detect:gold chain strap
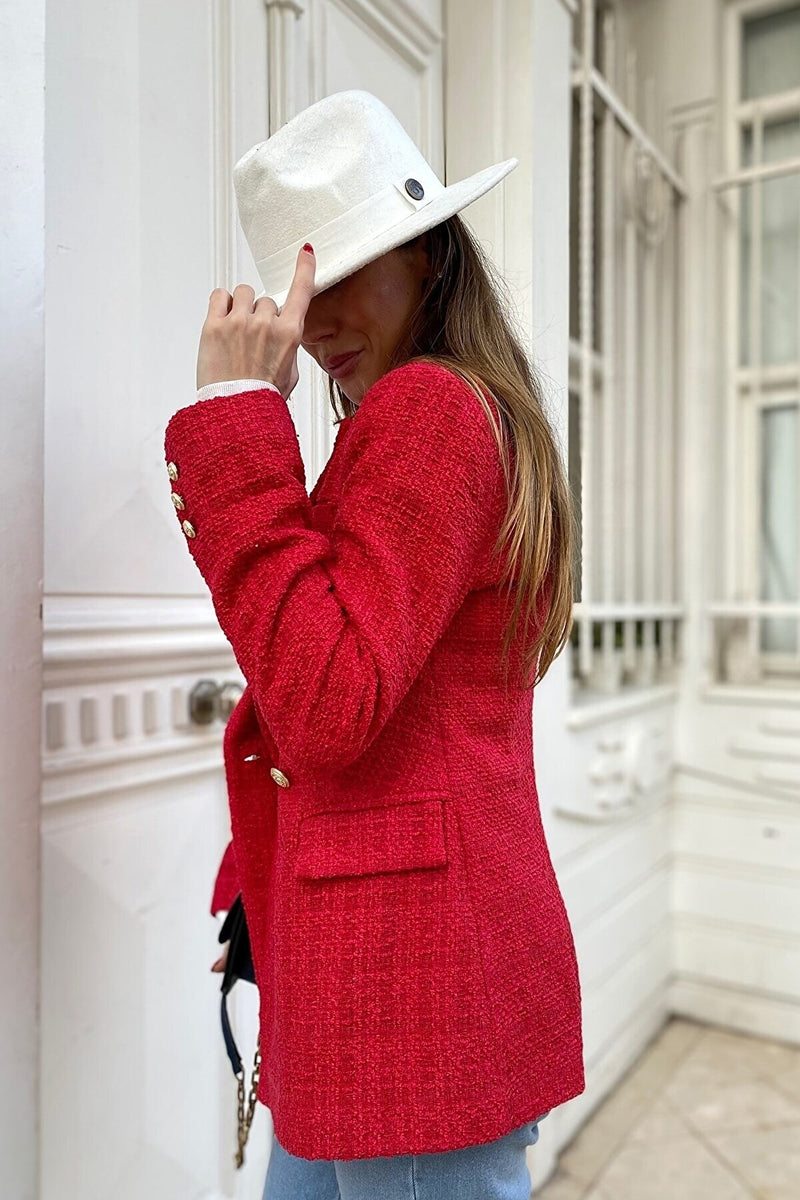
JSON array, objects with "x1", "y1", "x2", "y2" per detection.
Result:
[{"x1": 234, "y1": 1043, "x2": 262, "y2": 1169}]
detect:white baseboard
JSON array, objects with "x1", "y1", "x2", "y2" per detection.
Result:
[{"x1": 668, "y1": 976, "x2": 800, "y2": 1046}]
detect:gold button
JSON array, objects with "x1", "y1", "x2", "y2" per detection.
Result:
[
  {"x1": 182, "y1": 520, "x2": 196, "y2": 538},
  {"x1": 167, "y1": 461, "x2": 179, "y2": 480},
  {"x1": 171, "y1": 492, "x2": 185, "y2": 510},
  {"x1": 270, "y1": 767, "x2": 290, "y2": 788}
]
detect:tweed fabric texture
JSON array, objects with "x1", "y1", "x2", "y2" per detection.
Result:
[{"x1": 164, "y1": 360, "x2": 585, "y2": 1161}]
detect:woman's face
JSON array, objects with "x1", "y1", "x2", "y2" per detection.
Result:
[{"x1": 300, "y1": 239, "x2": 431, "y2": 404}]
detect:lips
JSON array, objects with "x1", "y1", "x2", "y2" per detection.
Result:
[{"x1": 324, "y1": 350, "x2": 362, "y2": 379}]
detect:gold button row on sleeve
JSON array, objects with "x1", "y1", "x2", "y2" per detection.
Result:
[{"x1": 167, "y1": 462, "x2": 195, "y2": 537}]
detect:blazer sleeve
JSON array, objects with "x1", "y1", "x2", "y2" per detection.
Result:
[{"x1": 164, "y1": 360, "x2": 506, "y2": 777}]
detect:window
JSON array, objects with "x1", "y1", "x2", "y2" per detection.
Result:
[
  {"x1": 568, "y1": 0, "x2": 686, "y2": 704},
  {"x1": 711, "y1": 0, "x2": 800, "y2": 684}
]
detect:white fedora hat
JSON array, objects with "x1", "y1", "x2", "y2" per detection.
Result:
[{"x1": 233, "y1": 89, "x2": 518, "y2": 310}]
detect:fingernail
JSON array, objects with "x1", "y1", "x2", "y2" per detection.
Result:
[{"x1": 302, "y1": 243, "x2": 314, "y2": 255}]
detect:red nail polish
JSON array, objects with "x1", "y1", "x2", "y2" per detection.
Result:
[{"x1": 302, "y1": 243, "x2": 314, "y2": 254}]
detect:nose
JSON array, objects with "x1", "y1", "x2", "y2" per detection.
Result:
[{"x1": 302, "y1": 294, "x2": 338, "y2": 347}]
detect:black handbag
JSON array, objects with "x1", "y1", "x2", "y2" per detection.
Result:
[{"x1": 218, "y1": 893, "x2": 260, "y2": 1168}]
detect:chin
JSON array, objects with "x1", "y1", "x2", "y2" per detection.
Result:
[{"x1": 343, "y1": 379, "x2": 368, "y2": 405}]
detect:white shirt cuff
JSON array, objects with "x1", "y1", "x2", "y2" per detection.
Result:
[{"x1": 196, "y1": 379, "x2": 283, "y2": 402}]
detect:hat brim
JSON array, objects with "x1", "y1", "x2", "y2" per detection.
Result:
[{"x1": 256, "y1": 156, "x2": 518, "y2": 309}]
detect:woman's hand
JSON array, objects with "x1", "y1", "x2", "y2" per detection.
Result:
[
  {"x1": 211, "y1": 942, "x2": 229, "y2": 973},
  {"x1": 196, "y1": 243, "x2": 315, "y2": 397}
]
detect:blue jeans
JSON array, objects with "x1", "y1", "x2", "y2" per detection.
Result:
[{"x1": 262, "y1": 1112, "x2": 550, "y2": 1200}]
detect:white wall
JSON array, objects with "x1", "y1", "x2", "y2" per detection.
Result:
[{"x1": 0, "y1": 0, "x2": 45, "y2": 1195}]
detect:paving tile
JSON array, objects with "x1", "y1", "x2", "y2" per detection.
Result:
[
  {"x1": 643, "y1": 1016, "x2": 707, "y2": 1063},
  {"x1": 627, "y1": 1097, "x2": 695, "y2": 1142},
  {"x1": 687, "y1": 1026, "x2": 800, "y2": 1083},
  {"x1": 622, "y1": 1018, "x2": 705, "y2": 1099},
  {"x1": 768, "y1": 1055, "x2": 800, "y2": 1104},
  {"x1": 702, "y1": 1123, "x2": 800, "y2": 1197},
  {"x1": 664, "y1": 1075, "x2": 800, "y2": 1134},
  {"x1": 582, "y1": 1185, "x2": 616, "y2": 1200},
  {"x1": 556, "y1": 1081, "x2": 654, "y2": 1187},
  {"x1": 550, "y1": 1021, "x2": 704, "y2": 1188},
  {"x1": 537, "y1": 1021, "x2": 799, "y2": 1198},
  {"x1": 587, "y1": 1129, "x2": 753, "y2": 1199},
  {"x1": 534, "y1": 1165, "x2": 587, "y2": 1200}
]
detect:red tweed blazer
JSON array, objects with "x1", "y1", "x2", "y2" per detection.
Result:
[{"x1": 164, "y1": 359, "x2": 585, "y2": 1161}]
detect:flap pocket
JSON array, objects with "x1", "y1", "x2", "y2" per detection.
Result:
[{"x1": 294, "y1": 796, "x2": 449, "y2": 880}]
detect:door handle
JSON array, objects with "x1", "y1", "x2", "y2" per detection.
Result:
[{"x1": 188, "y1": 679, "x2": 245, "y2": 725}]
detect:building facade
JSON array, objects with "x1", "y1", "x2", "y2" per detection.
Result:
[{"x1": 2, "y1": 1, "x2": 797, "y2": 1196}]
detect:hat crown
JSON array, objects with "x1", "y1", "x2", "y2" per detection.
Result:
[
  {"x1": 234, "y1": 90, "x2": 439, "y2": 270},
  {"x1": 230, "y1": 89, "x2": 517, "y2": 307}
]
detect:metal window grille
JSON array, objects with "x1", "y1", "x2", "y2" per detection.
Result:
[{"x1": 568, "y1": 0, "x2": 687, "y2": 702}]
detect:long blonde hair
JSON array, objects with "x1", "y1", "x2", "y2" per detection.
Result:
[{"x1": 324, "y1": 213, "x2": 577, "y2": 691}]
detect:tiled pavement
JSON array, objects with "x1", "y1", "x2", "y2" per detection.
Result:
[{"x1": 535, "y1": 1017, "x2": 800, "y2": 1199}]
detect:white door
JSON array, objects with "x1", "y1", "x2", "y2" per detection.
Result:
[{"x1": 40, "y1": 2, "x2": 444, "y2": 1197}]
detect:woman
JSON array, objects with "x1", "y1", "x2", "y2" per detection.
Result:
[{"x1": 166, "y1": 90, "x2": 584, "y2": 1200}]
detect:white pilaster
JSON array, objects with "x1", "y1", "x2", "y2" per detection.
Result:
[{"x1": 0, "y1": 0, "x2": 44, "y2": 1194}]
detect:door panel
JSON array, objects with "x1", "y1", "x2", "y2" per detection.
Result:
[{"x1": 41, "y1": 1, "x2": 445, "y2": 1196}]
